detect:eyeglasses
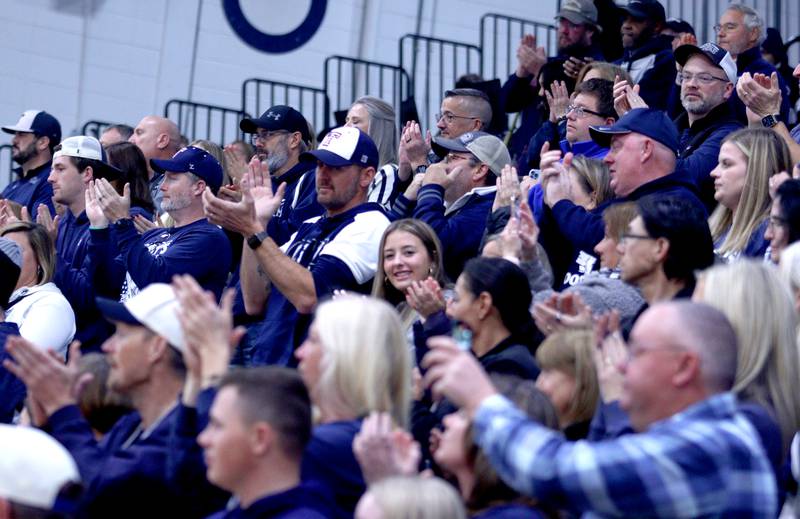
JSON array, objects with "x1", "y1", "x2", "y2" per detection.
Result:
[
  {"x1": 767, "y1": 215, "x2": 787, "y2": 228},
  {"x1": 713, "y1": 23, "x2": 740, "y2": 33},
  {"x1": 566, "y1": 104, "x2": 607, "y2": 119},
  {"x1": 620, "y1": 233, "x2": 656, "y2": 244},
  {"x1": 250, "y1": 130, "x2": 288, "y2": 144},
  {"x1": 435, "y1": 112, "x2": 476, "y2": 124},
  {"x1": 677, "y1": 72, "x2": 729, "y2": 85},
  {"x1": 444, "y1": 152, "x2": 476, "y2": 164}
]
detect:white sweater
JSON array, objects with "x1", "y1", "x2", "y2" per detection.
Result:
[{"x1": 6, "y1": 282, "x2": 76, "y2": 357}]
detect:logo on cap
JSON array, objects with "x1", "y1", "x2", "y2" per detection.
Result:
[
  {"x1": 700, "y1": 42, "x2": 721, "y2": 54},
  {"x1": 266, "y1": 111, "x2": 282, "y2": 121}
]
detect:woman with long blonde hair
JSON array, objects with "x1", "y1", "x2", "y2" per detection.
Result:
[
  {"x1": 708, "y1": 128, "x2": 791, "y2": 262},
  {"x1": 694, "y1": 260, "x2": 800, "y2": 458}
]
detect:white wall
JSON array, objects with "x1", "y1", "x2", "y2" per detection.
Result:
[{"x1": 0, "y1": 0, "x2": 558, "y2": 187}]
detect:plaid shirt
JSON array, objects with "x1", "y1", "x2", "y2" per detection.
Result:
[{"x1": 474, "y1": 392, "x2": 777, "y2": 518}]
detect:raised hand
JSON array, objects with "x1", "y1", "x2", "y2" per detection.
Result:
[
  {"x1": 737, "y1": 71, "x2": 782, "y2": 118},
  {"x1": 36, "y1": 203, "x2": 60, "y2": 242},
  {"x1": 352, "y1": 412, "x2": 422, "y2": 484},
  {"x1": 133, "y1": 212, "x2": 162, "y2": 234},
  {"x1": 516, "y1": 35, "x2": 547, "y2": 78},
  {"x1": 405, "y1": 277, "x2": 445, "y2": 320},
  {"x1": 85, "y1": 180, "x2": 109, "y2": 228},
  {"x1": 592, "y1": 310, "x2": 627, "y2": 402},
  {"x1": 492, "y1": 164, "x2": 522, "y2": 212},
  {"x1": 546, "y1": 81, "x2": 570, "y2": 123},
  {"x1": 242, "y1": 157, "x2": 286, "y2": 223},
  {"x1": 223, "y1": 143, "x2": 249, "y2": 184},
  {"x1": 94, "y1": 178, "x2": 131, "y2": 223},
  {"x1": 403, "y1": 122, "x2": 430, "y2": 167}
]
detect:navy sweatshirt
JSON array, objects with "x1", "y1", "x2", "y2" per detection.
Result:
[
  {"x1": 45, "y1": 403, "x2": 180, "y2": 504},
  {"x1": 1, "y1": 162, "x2": 55, "y2": 216},
  {"x1": 54, "y1": 210, "x2": 111, "y2": 350},
  {"x1": 206, "y1": 483, "x2": 334, "y2": 519},
  {"x1": 92, "y1": 218, "x2": 232, "y2": 302},
  {"x1": 616, "y1": 35, "x2": 677, "y2": 111},
  {"x1": 301, "y1": 419, "x2": 365, "y2": 519},
  {"x1": 412, "y1": 184, "x2": 496, "y2": 281}
]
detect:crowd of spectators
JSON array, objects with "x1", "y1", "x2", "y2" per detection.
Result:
[{"x1": 2, "y1": 0, "x2": 800, "y2": 517}]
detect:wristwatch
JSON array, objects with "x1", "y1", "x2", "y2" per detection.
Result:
[
  {"x1": 761, "y1": 114, "x2": 780, "y2": 128},
  {"x1": 246, "y1": 230, "x2": 270, "y2": 250}
]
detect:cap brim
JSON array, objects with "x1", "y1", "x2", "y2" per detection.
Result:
[
  {"x1": 618, "y1": 6, "x2": 648, "y2": 19},
  {"x1": 431, "y1": 136, "x2": 470, "y2": 158},
  {"x1": 239, "y1": 118, "x2": 259, "y2": 134},
  {"x1": 150, "y1": 157, "x2": 187, "y2": 174},
  {"x1": 96, "y1": 297, "x2": 140, "y2": 325},
  {"x1": 1, "y1": 125, "x2": 32, "y2": 135},
  {"x1": 299, "y1": 149, "x2": 354, "y2": 167},
  {"x1": 589, "y1": 125, "x2": 631, "y2": 147}
]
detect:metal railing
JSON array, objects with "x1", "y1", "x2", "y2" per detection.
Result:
[
  {"x1": 323, "y1": 55, "x2": 412, "y2": 129},
  {"x1": 81, "y1": 120, "x2": 114, "y2": 139},
  {"x1": 399, "y1": 34, "x2": 482, "y2": 133},
  {"x1": 0, "y1": 144, "x2": 13, "y2": 190},
  {"x1": 164, "y1": 99, "x2": 250, "y2": 145},
  {"x1": 480, "y1": 13, "x2": 557, "y2": 82},
  {"x1": 241, "y1": 78, "x2": 328, "y2": 136}
]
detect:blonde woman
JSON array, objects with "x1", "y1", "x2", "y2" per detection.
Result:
[
  {"x1": 779, "y1": 241, "x2": 800, "y2": 314},
  {"x1": 694, "y1": 260, "x2": 800, "y2": 459},
  {"x1": 296, "y1": 296, "x2": 411, "y2": 517},
  {"x1": 535, "y1": 329, "x2": 600, "y2": 439},
  {"x1": 709, "y1": 128, "x2": 791, "y2": 262},
  {"x1": 371, "y1": 219, "x2": 448, "y2": 336},
  {"x1": 567, "y1": 156, "x2": 615, "y2": 210},
  {"x1": 356, "y1": 476, "x2": 466, "y2": 519}
]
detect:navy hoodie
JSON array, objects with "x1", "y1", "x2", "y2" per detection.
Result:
[
  {"x1": 0, "y1": 322, "x2": 24, "y2": 424},
  {"x1": 616, "y1": 35, "x2": 676, "y2": 111}
]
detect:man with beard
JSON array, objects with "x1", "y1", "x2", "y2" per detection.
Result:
[
  {"x1": 1, "y1": 110, "x2": 61, "y2": 216},
  {"x1": 615, "y1": 0, "x2": 676, "y2": 110},
  {"x1": 202, "y1": 127, "x2": 389, "y2": 366},
  {"x1": 239, "y1": 106, "x2": 323, "y2": 246},
  {"x1": 672, "y1": 43, "x2": 742, "y2": 211},
  {"x1": 128, "y1": 115, "x2": 182, "y2": 214},
  {"x1": 86, "y1": 146, "x2": 231, "y2": 303}
]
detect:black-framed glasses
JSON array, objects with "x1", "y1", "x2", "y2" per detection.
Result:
[
  {"x1": 435, "y1": 112, "x2": 476, "y2": 124},
  {"x1": 677, "y1": 72, "x2": 729, "y2": 85},
  {"x1": 566, "y1": 104, "x2": 607, "y2": 119},
  {"x1": 620, "y1": 233, "x2": 656, "y2": 244},
  {"x1": 713, "y1": 23, "x2": 740, "y2": 33},
  {"x1": 250, "y1": 130, "x2": 288, "y2": 144}
]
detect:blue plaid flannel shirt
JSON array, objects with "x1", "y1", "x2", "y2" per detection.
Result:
[{"x1": 473, "y1": 392, "x2": 777, "y2": 517}]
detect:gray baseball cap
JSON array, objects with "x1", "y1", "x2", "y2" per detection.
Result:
[
  {"x1": 432, "y1": 131, "x2": 511, "y2": 176},
  {"x1": 556, "y1": 0, "x2": 599, "y2": 27}
]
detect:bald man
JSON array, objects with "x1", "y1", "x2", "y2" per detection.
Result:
[{"x1": 129, "y1": 115, "x2": 182, "y2": 213}]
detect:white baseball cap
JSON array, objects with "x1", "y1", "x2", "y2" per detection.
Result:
[
  {"x1": 0, "y1": 425, "x2": 81, "y2": 510},
  {"x1": 96, "y1": 283, "x2": 186, "y2": 353},
  {"x1": 53, "y1": 135, "x2": 123, "y2": 179}
]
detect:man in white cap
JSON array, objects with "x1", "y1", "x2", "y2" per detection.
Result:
[
  {"x1": 1, "y1": 110, "x2": 62, "y2": 216},
  {"x1": 0, "y1": 424, "x2": 81, "y2": 518},
  {"x1": 47, "y1": 135, "x2": 123, "y2": 351},
  {"x1": 4, "y1": 283, "x2": 189, "y2": 509}
]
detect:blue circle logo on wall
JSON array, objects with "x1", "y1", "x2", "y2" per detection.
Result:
[{"x1": 223, "y1": 0, "x2": 327, "y2": 54}]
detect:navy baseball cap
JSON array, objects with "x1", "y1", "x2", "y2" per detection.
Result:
[
  {"x1": 240, "y1": 105, "x2": 312, "y2": 144},
  {"x1": 619, "y1": 0, "x2": 666, "y2": 23},
  {"x1": 589, "y1": 108, "x2": 679, "y2": 154},
  {"x1": 300, "y1": 127, "x2": 379, "y2": 169},
  {"x1": 674, "y1": 42, "x2": 738, "y2": 85},
  {"x1": 2, "y1": 110, "x2": 61, "y2": 144},
  {"x1": 150, "y1": 146, "x2": 223, "y2": 192}
]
